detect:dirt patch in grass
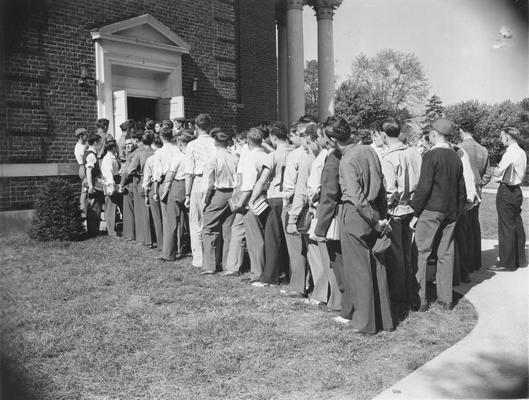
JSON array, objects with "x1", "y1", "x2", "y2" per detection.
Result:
[{"x1": 1, "y1": 235, "x2": 477, "y2": 400}]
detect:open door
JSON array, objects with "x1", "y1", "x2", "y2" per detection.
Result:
[
  {"x1": 156, "y1": 96, "x2": 185, "y2": 121},
  {"x1": 113, "y1": 90, "x2": 128, "y2": 141}
]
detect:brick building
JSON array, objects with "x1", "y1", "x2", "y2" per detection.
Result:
[{"x1": 0, "y1": 0, "x2": 342, "y2": 229}]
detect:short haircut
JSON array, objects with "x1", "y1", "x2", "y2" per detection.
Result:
[
  {"x1": 235, "y1": 130, "x2": 247, "y2": 140},
  {"x1": 97, "y1": 118, "x2": 109, "y2": 131},
  {"x1": 268, "y1": 121, "x2": 288, "y2": 141},
  {"x1": 299, "y1": 122, "x2": 319, "y2": 141},
  {"x1": 162, "y1": 119, "x2": 174, "y2": 130},
  {"x1": 160, "y1": 127, "x2": 173, "y2": 141},
  {"x1": 210, "y1": 127, "x2": 231, "y2": 147},
  {"x1": 289, "y1": 121, "x2": 300, "y2": 134},
  {"x1": 132, "y1": 131, "x2": 143, "y2": 142},
  {"x1": 178, "y1": 129, "x2": 197, "y2": 144},
  {"x1": 87, "y1": 133, "x2": 100, "y2": 145},
  {"x1": 379, "y1": 117, "x2": 400, "y2": 138},
  {"x1": 142, "y1": 131, "x2": 154, "y2": 146},
  {"x1": 298, "y1": 114, "x2": 316, "y2": 124},
  {"x1": 501, "y1": 127, "x2": 522, "y2": 143},
  {"x1": 195, "y1": 113, "x2": 212, "y2": 131},
  {"x1": 153, "y1": 136, "x2": 163, "y2": 148},
  {"x1": 247, "y1": 127, "x2": 264, "y2": 146},
  {"x1": 145, "y1": 119, "x2": 156, "y2": 131},
  {"x1": 105, "y1": 139, "x2": 117, "y2": 152},
  {"x1": 256, "y1": 121, "x2": 271, "y2": 138},
  {"x1": 119, "y1": 121, "x2": 129, "y2": 132},
  {"x1": 323, "y1": 116, "x2": 351, "y2": 143}
]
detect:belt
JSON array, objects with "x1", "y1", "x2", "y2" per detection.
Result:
[
  {"x1": 500, "y1": 182, "x2": 520, "y2": 188},
  {"x1": 215, "y1": 188, "x2": 234, "y2": 192}
]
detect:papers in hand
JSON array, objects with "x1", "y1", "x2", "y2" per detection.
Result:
[{"x1": 250, "y1": 196, "x2": 269, "y2": 215}]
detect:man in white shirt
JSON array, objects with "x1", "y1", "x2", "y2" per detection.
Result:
[
  {"x1": 74, "y1": 127, "x2": 88, "y2": 218},
  {"x1": 84, "y1": 133, "x2": 104, "y2": 237},
  {"x1": 143, "y1": 137, "x2": 164, "y2": 250},
  {"x1": 184, "y1": 113, "x2": 216, "y2": 268},
  {"x1": 489, "y1": 127, "x2": 528, "y2": 272},
  {"x1": 101, "y1": 140, "x2": 121, "y2": 237}
]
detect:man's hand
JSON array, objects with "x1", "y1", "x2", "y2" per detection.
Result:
[
  {"x1": 184, "y1": 195, "x2": 190, "y2": 209},
  {"x1": 88, "y1": 187, "x2": 95, "y2": 195},
  {"x1": 464, "y1": 200, "x2": 474, "y2": 211},
  {"x1": 311, "y1": 233, "x2": 326, "y2": 242},
  {"x1": 286, "y1": 223, "x2": 299, "y2": 235},
  {"x1": 375, "y1": 219, "x2": 389, "y2": 233},
  {"x1": 153, "y1": 193, "x2": 159, "y2": 202}
]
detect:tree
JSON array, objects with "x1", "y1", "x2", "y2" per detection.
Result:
[
  {"x1": 335, "y1": 49, "x2": 428, "y2": 129},
  {"x1": 304, "y1": 59, "x2": 319, "y2": 118},
  {"x1": 424, "y1": 94, "x2": 445, "y2": 125}
]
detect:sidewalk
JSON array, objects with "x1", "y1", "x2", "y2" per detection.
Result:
[{"x1": 374, "y1": 239, "x2": 529, "y2": 399}]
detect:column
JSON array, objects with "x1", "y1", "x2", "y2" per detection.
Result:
[
  {"x1": 310, "y1": 0, "x2": 341, "y2": 121},
  {"x1": 286, "y1": 0, "x2": 305, "y2": 125},
  {"x1": 276, "y1": 11, "x2": 289, "y2": 125}
]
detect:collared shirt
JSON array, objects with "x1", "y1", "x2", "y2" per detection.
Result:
[
  {"x1": 371, "y1": 143, "x2": 386, "y2": 160},
  {"x1": 287, "y1": 151, "x2": 315, "y2": 223},
  {"x1": 101, "y1": 151, "x2": 120, "y2": 186},
  {"x1": 459, "y1": 137, "x2": 491, "y2": 196},
  {"x1": 85, "y1": 146, "x2": 98, "y2": 169},
  {"x1": 185, "y1": 134, "x2": 216, "y2": 176},
  {"x1": 307, "y1": 148, "x2": 329, "y2": 204},
  {"x1": 151, "y1": 148, "x2": 163, "y2": 183},
  {"x1": 164, "y1": 143, "x2": 186, "y2": 181},
  {"x1": 204, "y1": 148, "x2": 239, "y2": 189},
  {"x1": 283, "y1": 146, "x2": 310, "y2": 204},
  {"x1": 74, "y1": 142, "x2": 86, "y2": 165},
  {"x1": 454, "y1": 146, "x2": 478, "y2": 203},
  {"x1": 339, "y1": 143, "x2": 386, "y2": 227},
  {"x1": 142, "y1": 154, "x2": 156, "y2": 191},
  {"x1": 238, "y1": 146, "x2": 268, "y2": 192},
  {"x1": 494, "y1": 142, "x2": 527, "y2": 186},
  {"x1": 381, "y1": 142, "x2": 422, "y2": 216},
  {"x1": 263, "y1": 143, "x2": 294, "y2": 198},
  {"x1": 127, "y1": 145, "x2": 155, "y2": 179}
]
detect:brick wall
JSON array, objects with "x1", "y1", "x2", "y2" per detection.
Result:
[{"x1": 0, "y1": 0, "x2": 278, "y2": 211}]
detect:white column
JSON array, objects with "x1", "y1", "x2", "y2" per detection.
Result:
[
  {"x1": 276, "y1": 11, "x2": 289, "y2": 125},
  {"x1": 286, "y1": 0, "x2": 305, "y2": 125}
]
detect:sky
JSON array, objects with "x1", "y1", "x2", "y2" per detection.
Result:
[{"x1": 303, "y1": 0, "x2": 529, "y2": 106}]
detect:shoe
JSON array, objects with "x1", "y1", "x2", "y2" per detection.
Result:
[
  {"x1": 436, "y1": 301, "x2": 453, "y2": 311},
  {"x1": 279, "y1": 289, "x2": 305, "y2": 298},
  {"x1": 148, "y1": 244, "x2": 157, "y2": 249},
  {"x1": 251, "y1": 281, "x2": 269, "y2": 288},
  {"x1": 332, "y1": 316, "x2": 351, "y2": 324},
  {"x1": 157, "y1": 257, "x2": 176, "y2": 262},
  {"x1": 220, "y1": 271, "x2": 240, "y2": 277},
  {"x1": 488, "y1": 265, "x2": 517, "y2": 272},
  {"x1": 461, "y1": 276, "x2": 471, "y2": 284},
  {"x1": 412, "y1": 303, "x2": 429, "y2": 312},
  {"x1": 200, "y1": 270, "x2": 217, "y2": 275},
  {"x1": 304, "y1": 298, "x2": 323, "y2": 306}
]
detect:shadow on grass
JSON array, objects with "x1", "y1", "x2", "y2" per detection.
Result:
[{"x1": 1, "y1": 356, "x2": 40, "y2": 400}]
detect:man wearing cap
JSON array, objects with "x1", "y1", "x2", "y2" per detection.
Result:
[
  {"x1": 74, "y1": 127, "x2": 88, "y2": 219},
  {"x1": 411, "y1": 118, "x2": 466, "y2": 311},
  {"x1": 117, "y1": 121, "x2": 131, "y2": 163},
  {"x1": 101, "y1": 139, "x2": 121, "y2": 237},
  {"x1": 96, "y1": 118, "x2": 112, "y2": 161},
  {"x1": 489, "y1": 127, "x2": 527, "y2": 272},
  {"x1": 83, "y1": 133, "x2": 104, "y2": 237}
]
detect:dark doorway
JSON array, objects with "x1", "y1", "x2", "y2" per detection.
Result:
[{"x1": 127, "y1": 97, "x2": 157, "y2": 124}]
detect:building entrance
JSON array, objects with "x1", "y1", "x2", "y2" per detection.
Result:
[{"x1": 127, "y1": 97, "x2": 157, "y2": 123}]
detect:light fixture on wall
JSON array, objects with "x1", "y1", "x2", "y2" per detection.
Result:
[
  {"x1": 192, "y1": 77, "x2": 198, "y2": 96},
  {"x1": 79, "y1": 61, "x2": 90, "y2": 87}
]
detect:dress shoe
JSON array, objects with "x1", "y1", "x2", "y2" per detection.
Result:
[
  {"x1": 411, "y1": 303, "x2": 429, "y2": 312},
  {"x1": 488, "y1": 265, "x2": 517, "y2": 272},
  {"x1": 251, "y1": 281, "x2": 277, "y2": 288},
  {"x1": 304, "y1": 298, "x2": 323, "y2": 306},
  {"x1": 435, "y1": 301, "x2": 453, "y2": 311},
  {"x1": 200, "y1": 270, "x2": 217, "y2": 275},
  {"x1": 279, "y1": 289, "x2": 305, "y2": 298},
  {"x1": 220, "y1": 271, "x2": 240, "y2": 277},
  {"x1": 332, "y1": 316, "x2": 351, "y2": 324},
  {"x1": 148, "y1": 244, "x2": 157, "y2": 249},
  {"x1": 157, "y1": 256, "x2": 176, "y2": 262}
]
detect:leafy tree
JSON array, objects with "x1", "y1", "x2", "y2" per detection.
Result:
[
  {"x1": 424, "y1": 94, "x2": 445, "y2": 125},
  {"x1": 304, "y1": 59, "x2": 319, "y2": 118},
  {"x1": 28, "y1": 178, "x2": 85, "y2": 241}
]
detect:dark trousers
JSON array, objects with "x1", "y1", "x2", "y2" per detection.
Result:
[
  {"x1": 340, "y1": 203, "x2": 393, "y2": 333},
  {"x1": 415, "y1": 210, "x2": 456, "y2": 306},
  {"x1": 133, "y1": 182, "x2": 151, "y2": 245},
  {"x1": 468, "y1": 205, "x2": 482, "y2": 270},
  {"x1": 282, "y1": 204, "x2": 308, "y2": 294},
  {"x1": 161, "y1": 180, "x2": 185, "y2": 260},
  {"x1": 105, "y1": 192, "x2": 122, "y2": 237},
  {"x1": 122, "y1": 186, "x2": 135, "y2": 240},
  {"x1": 497, "y1": 184, "x2": 526, "y2": 268},
  {"x1": 202, "y1": 189, "x2": 235, "y2": 271},
  {"x1": 148, "y1": 189, "x2": 163, "y2": 249},
  {"x1": 243, "y1": 208, "x2": 266, "y2": 281},
  {"x1": 454, "y1": 212, "x2": 471, "y2": 284},
  {"x1": 261, "y1": 198, "x2": 289, "y2": 285},
  {"x1": 386, "y1": 214, "x2": 415, "y2": 304},
  {"x1": 86, "y1": 190, "x2": 104, "y2": 237}
]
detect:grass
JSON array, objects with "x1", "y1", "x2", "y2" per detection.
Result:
[
  {"x1": 478, "y1": 191, "x2": 529, "y2": 239},
  {"x1": 0, "y1": 232, "x2": 478, "y2": 400}
]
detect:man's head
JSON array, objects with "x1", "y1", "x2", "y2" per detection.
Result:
[
  {"x1": 132, "y1": 131, "x2": 143, "y2": 145},
  {"x1": 288, "y1": 121, "x2": 301, "y2": 147},
  {"x1": 119, "y1": 121, "x2": 130, "y2": 133},
  {"x1": 195, "y1": 113, "x2": 212, "y2": 134},
  {"x1": 160, "y1": 127, "x2": 173, "y2": 143},
  {"x1": 173, "y1": 117, "x2": 185, "y2": 130},
  {"x1": 371, "y1": 129, "x2": 387, "y2": 148},
  {"x1": 105, "y1": 139, "x2": 117, "y2": 154},
  {"x1": 322, "y1": 116, "x2": 352, "y2": 146},
  {"x1": 268, "y1": 122, "x2": 288, "y2": 148},
  {"x1": 247, "y1": 127, "x2": 264, "y2": 148},
  {"x1": 142, "y1": 131, "x2": 154, "y2": 146},
  {"x1": 210, "y1": 127, "x2": 232, "y2": 148},
  {"x1": 500, "y1": 127, "x2": 522, "y2": 147},
  {"x1": 379, "y1": 117, "x2": 400, "y2": 139},
  {"x1": 154, "y1": 122, "x2": 162, "y2": 133},
  {"x1": 153, "y1": 136, "x2": 163, "y2": 149},
  {"x1": 145, "y1": 119, "x2": 156, "y2": 131},
  {"x1": 176, "y1": 128, "x2": 196, "y2": 150},
  {"x1": 96, "y1": 118, "x2": 109, "y2": 134},
  {"x1": 87, "y1": 132, "x2": 100, "y2": 146},
  {"x1": 427, "y1": 118, "x2": 454, "y2": 145},
  {"x1": 75, "y1": 127, "x2": 88, "y2": 143},
  {"x1": 162, "y1": 120, "x2": 174, "y2": 131},
  {"x1": 300, "y1": 123, "x2": 321, "y2": 155}
]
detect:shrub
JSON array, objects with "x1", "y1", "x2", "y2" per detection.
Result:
[{"x1": 28, "y1": 178, "x2": 85, "y2": 241}]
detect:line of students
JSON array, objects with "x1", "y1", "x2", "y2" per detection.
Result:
[{"x1": 76, "y1": 112, "x2": 526, "y2": 335}]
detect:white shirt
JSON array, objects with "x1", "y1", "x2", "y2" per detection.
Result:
[
  {"x1": 143, "y1": 154, "x2": 155, "y2": 191},
  {"x1": 283, "y1": 146, "x2": 310, "y2": 204},
  {"x1": 74, "y1": 142, "x2": 86, "y2": 165},
  {"x1": 238, "y1": 146, "x2": 268, "y2": 192},
  {"x1": 456, "y1": 146, "x2": 478, "y2": 203},
  {"x1": 494, "y1": 142, "x2": 527, "y2": 186},
  {"x1": 307, "y1": 149, "x2": 329, "y2": 205},
  {"x1": 101, "y1": 152, "x2": 120, "y2": 186},
  {"x1": 185, "y1": 134, "x2": 216, "y2": 176},
  {"x1": 159, "y1": 143, "x2": 182, "y2": 178}
]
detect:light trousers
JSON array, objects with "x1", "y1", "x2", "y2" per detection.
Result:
[
  {"x1": 225, "y1": 211, "x2": 246, "y2": 272},
  {"x1": 189, "y1": 176, "x2": 205, "y2": 267}
]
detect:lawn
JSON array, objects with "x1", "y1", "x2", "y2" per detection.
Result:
[{"x1": 1, "y1": 232, "x2": 478, "y2": 400}]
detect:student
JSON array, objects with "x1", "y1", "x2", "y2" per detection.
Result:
[
  {"x1": 250, "y1": 122, "x2": 293, "y2": 287},
  {"x1": 489, "y1": 127, "x2": 527, "y2": 272},
  {"x1": 101, "y1": 139, "x2": 122, "y2": 237},
  {"x1": 118, "y1": 137, "x2": 138, "y2": 241},
  {"x1": 201, "y1": 128, "x2": 239, "y2": 275},
  {"x1": 74, "y1": 127, "x2": 88, "y2": 219},
  {"x1": 412, "y1": 118, "x2": 466, "y2": 311},
  {"x1": 84, "y1": 133, "x2": 104, "y2": 238},
  {"x1": 96, "y1": 118, "x2": 112, "y2": 161},
  {"x1": 143, "y1": 136, "x2": 164, "y2": 249},
  {"x1": 184, "y1": 113, "x2": 216, "y2": 268}
]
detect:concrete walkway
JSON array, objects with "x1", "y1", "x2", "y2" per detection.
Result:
[{"x1": 375, "y1": 239, "x2": 529, "y2": 399}]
